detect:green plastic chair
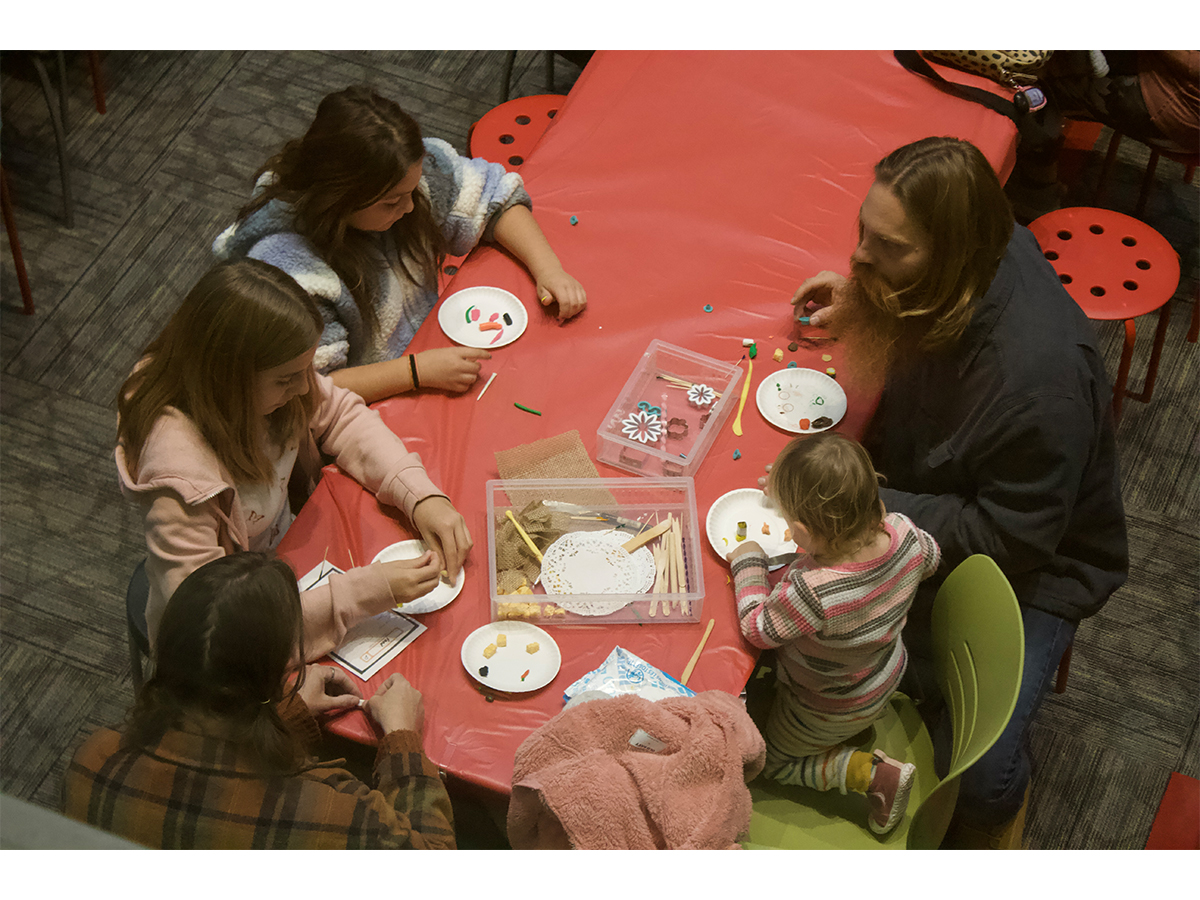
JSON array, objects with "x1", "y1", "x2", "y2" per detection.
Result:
[{"x1": 743, "y1": 554, "x2": 1025, "y2": 850}]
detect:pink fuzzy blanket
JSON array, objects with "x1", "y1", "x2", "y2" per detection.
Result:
[{"x1": 507, "y1": 691, "x2": 766, "y2": 849}]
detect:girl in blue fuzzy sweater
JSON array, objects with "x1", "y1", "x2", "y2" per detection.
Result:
[{"x1": 214, "y1": 85, "x2": 586, "y2": 403}]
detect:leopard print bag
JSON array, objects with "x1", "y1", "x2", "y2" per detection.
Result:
[{"x1": 925, "y1": 51, "x2": 1053, "y2": 87}]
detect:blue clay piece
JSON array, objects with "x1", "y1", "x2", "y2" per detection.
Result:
[
  {"x1": 733, "y1": 449, "x2": 742, "y2": 460},
  {"x1": 569, "y1": 215, "x2": 579, "y2": 225},
  {"x1": 787, "y1": 361, "x2": 798, "y2": 368},
  {"x1": 703, "y1": 304, "x2": 713, "y2": 312}
]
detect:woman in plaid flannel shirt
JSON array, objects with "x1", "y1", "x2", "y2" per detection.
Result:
[{"x1": 63, "y1": 553, "x2": 455, "y2": 849}]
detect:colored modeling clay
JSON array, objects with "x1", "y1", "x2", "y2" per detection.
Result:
[
  {"x1": 703, "y1": 304, "x2": 713, "y2": 312},
  {"x1": 732, "y1": 449, "x2": 742, "y2": 460},
  {"x1": 569, "y1": 216, "x2": 578, "y2": 225},
  {"x1": 773, "y1": 348, "x2": 784, "y2": 362},
  {"x1": 478, "y1": 321, "x2": 503, "y2": 331},
  {"x1": 788, "y1": 342, "x2": 799, "y2": 352},
  {"x1": 798, "y1": 418, "x2": 811, "y2": 429}
]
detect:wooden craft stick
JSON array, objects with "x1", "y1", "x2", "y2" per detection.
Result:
[
  {"x1": 661, "y1": 526, "x2": 673, "y2": 616},
  {"x1": 622, "y1": 520, "x2": 671, "y2": 553},
  {"x1": 680, "y1": 619, "x2": 716, "y2": 686},
  {"x1": 505, "y1": 510, "x2": 543, "y2": 562},
  {"x1": 672, "y1": 516, "x2": 686, "y2": 594}
]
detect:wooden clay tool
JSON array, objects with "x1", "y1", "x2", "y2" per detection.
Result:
[
  {"x1": 621, "y1": 519, "x2": 671, "y2": 553},
  {"x1": 731, "y1": 358, "x2": 753, "y2": 436}
]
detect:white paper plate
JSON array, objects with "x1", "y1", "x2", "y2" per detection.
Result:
[
  {"x1": 371, "y1": 540, "x2": 465, "y2": 614},
  {"x1": 540, "y1": 531, "x2": 655, "y2": 616},
  {"x1": 756, "y1": 367, "x2": 847, "y2": 434},
  {"x1": 461, "y1": 621, "x2": 561, "y2": 692},
  {"x1": 438, "y1": 286, "x2": 528, "y2": 349},
  {"x1": 706, "y1": 488, "x2": 797, "y2": 569}
]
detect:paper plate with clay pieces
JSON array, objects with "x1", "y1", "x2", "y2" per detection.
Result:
[
  {"x1": 706, "y1": 488, "x2": 798, "y2": 570},
  {"x1": 462, "y1": 620, "x2": 561, "y2": 693},
  {"x1": 438, "y1": 286, "x2": 529, "y2": 349},
  {"x1": 756, "y1": 367, "x2": 847, "y2": 434},
  {"x1": 371, "y1": 540, "x2": 465, "y2": 615}
]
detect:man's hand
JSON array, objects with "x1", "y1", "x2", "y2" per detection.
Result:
[{"x1": 791, "y1": 270, "x2": 850, "y2": 327}]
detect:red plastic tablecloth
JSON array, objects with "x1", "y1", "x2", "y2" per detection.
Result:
[{"x1": 277, "y1": 51, "x2": 1018, "y2": 797}]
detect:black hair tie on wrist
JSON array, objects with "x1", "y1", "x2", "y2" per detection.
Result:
[{"x1": 409, "y1": 353, "x2": 420, "y2": 390}]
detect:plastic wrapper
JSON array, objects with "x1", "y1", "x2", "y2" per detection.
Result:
[{"x1": 562, "y1": 646, "x2": 696, "y2": 705}]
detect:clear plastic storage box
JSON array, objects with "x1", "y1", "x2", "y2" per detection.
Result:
[
  {"x1": 596, "y1": 340, "x2": 743, "y2": 478},
  {"x1": 486, "y1": 477, "x2": 704, "y2": 625}
]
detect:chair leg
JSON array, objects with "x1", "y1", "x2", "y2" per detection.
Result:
[
  {"x1": 1054, "y1": 642, "x2": 1072, "y2": 694},
  {"x1": 1188, "y1": 295, "x2": 1199, "y2": 343},
  {"x1": 499, "y1": 50, "x2": 516, "y2": 105},
  {"x1": 1135, "y1": 148, "x2": 1161, "y2": 218},
  {"x1": 545, "y1": 51, "x2": 555, "y2": 93},
  {"x1": 29, "y1": 53, "x2": 75, "y2": 229},
  {"x1": 1112, "y1": 319, "x2": 1136, "y2": 422},
  {"x1": 86, "y1": 51, "x2": 107, "y2": 114},
  {"x1": 1124, "y1": 303, "x2": 1172, "y2": 404},
  {"x1": 1, "y1": 168, "x2": 35, "y2": 315},
  {"x1": 1098, "y1": 131, "x2": 1123, "y2": 195}
]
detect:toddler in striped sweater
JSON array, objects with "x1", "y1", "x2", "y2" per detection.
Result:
[{"x1": 728, "y1": 432, "x2": 940, "y2": 834}]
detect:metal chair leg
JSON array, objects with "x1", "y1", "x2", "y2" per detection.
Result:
[
  {"x1": 500, "y1": 50, "x2": 516, "y2": 105},
  {"x1": 1, "y1": 167, "x2": 35, "y2": 314},
  {"x1": 29, "y1": 53, "x2": 75, "y2": 229}
]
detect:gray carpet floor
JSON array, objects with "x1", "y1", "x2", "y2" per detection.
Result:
[{"x1": 2, "y1": 50, "x2": 1196, "y2": 849}]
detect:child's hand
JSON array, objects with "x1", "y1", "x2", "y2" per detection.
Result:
[
  {"x1": 415, "y1": 347, "x2": 491, "y2": 392},
  {"x1": 727, "y1": 540, "x2": 764, "y2": 563},
  {"x1": 536, "y1": 268, "x2": 587, "y2": 320}
]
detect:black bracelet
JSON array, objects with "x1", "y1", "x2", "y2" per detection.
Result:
[{"x1": 409, "y1": 353, "x2": 420, "y2": 390}]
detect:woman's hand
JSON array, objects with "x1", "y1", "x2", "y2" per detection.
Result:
[
  {"x1": 790, "y1": 270, "x2": 849, "y2": 327},
  {"x1": 297, "y1": 664, "x2": 363, "y2": 715},
  {"x1": 757, "y1": 462, "x2": 773, "y2": 494},
  {"x1": 414, "y1": 347, "x2": 491, "y2": 392},
  {"x1": 364, "y1": 672, "x2": 425, "y2": 736},
  {"x1": 535, "y1": 267, "x2": 587, "y2": 320},
  {"x1": 411, "y1": 496, "x2": 472, "y2": 582},
  {"x1": 726, "y1": 540, "x2": 765, "y2": 564},
  {"x1": 378, "y1": 551, "x2": 442, "y2": 606}
]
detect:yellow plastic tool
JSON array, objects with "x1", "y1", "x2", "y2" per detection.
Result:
[{"x1": 731, "y1": 358, "x2": 753, "y2": 436}]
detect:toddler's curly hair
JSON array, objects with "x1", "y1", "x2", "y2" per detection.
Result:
[{"x1": 767, "y1": 432, "x2": 885, "y2": 560}]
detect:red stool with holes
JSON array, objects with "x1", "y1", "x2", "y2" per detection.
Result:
[
  {"x1": 1028, "y1": 207, "x2": 1181, "y2": 422},
  {"x1": 468, "y1": 94, "x2": 565, "y2": 173}
]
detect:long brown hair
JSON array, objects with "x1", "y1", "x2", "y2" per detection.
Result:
[
  {"x1": 238, "y1": 85, "x2": 447, "y2": 338},
  {"x1": 866, "y1": 136, "x2": 1014, "y2": 350},
  {"x1": 768, "y1": 433, "x2": 885, "y2": 561},
  {"x1": 117, "y1": 259, "x2": 322, "y2": 484},
  {"x1": 125, "y1": 552, "x2": 310, "y2": 774}
]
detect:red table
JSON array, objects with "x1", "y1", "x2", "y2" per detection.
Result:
[{"x1": 277, "y1": 51, "x2": 1018, "y2": 797}]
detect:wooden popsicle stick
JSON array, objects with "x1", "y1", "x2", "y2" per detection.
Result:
[
  {"x1": 680, "y1": 619, "x2": 716, "y2": 686},
  {"x1": 672, "y1": 516, "x2": 685, "y2": 594},
  {"x1": 505, "y1": 510, "x2": 543, "y2": 562},
  {"x1": 622, "y1": 519, "x2": 671, "y2": 553}
]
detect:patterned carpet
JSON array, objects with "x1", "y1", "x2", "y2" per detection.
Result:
[{"x1": 1, "y1": 50, "x2": 1196, "y2": 848}]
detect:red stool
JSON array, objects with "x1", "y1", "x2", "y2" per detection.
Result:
[
  {"x1": 1029, "y1": 207, "x2": 1181, "y2": 422},
  {"x1": 468, "y1": 94, "x2": 565, "y2": 173}
]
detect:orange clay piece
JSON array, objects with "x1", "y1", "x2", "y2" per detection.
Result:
[
  {"x1": 478, "y1": 322, "x2": 503, "y2": 331},
  {"x1": 762, "y1": 523, "x2": 771, "y2": 535},
  {"x1": 798, "y1": 418, "x2": 811, "y2": 429}
]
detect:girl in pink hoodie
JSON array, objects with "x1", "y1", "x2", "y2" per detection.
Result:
[{"x1": 116, "y1": 258, "x2": 471, "y2": 660}]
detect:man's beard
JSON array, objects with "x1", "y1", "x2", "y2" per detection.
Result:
[{"x1": 821, "y1": 262, "x2": 927, "y2": 392}]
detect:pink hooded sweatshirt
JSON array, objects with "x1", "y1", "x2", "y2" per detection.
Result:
[{"x1": 115, "y1": 373, "x2": 445, "y2": 660}]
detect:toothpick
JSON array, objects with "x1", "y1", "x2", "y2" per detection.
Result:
[
  {"x1": 347, "y1": 548, "x2": 356, "y2": 568},
  {"x1": 476, "y1": 371, "x2": 497, "y2": 401}
]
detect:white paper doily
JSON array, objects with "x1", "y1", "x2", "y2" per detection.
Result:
[{"x1": 540, "y1": 531, "x2": 655, "y2": 616}]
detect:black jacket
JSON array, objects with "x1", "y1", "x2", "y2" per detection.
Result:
[{"x1": 864, "y1": 225, "x2": 1128, "y2": 622}]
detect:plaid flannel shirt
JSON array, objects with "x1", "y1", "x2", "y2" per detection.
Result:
[{"x1": 62, "y1": 697, "x2": 455, "y2": 849}]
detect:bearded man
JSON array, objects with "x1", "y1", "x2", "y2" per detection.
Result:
[{"x1": 791, "y1": 136, "x2": 1128, "y2": 848}]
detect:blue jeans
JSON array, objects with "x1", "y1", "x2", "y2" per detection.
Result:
[{"x1": 903, "y1": 596, "x2": 1077, "y2": 831}]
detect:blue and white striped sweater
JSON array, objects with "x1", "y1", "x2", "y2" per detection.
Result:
[{"x1": 213, "y1": 137, "x2": 531, "y2": 374}]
